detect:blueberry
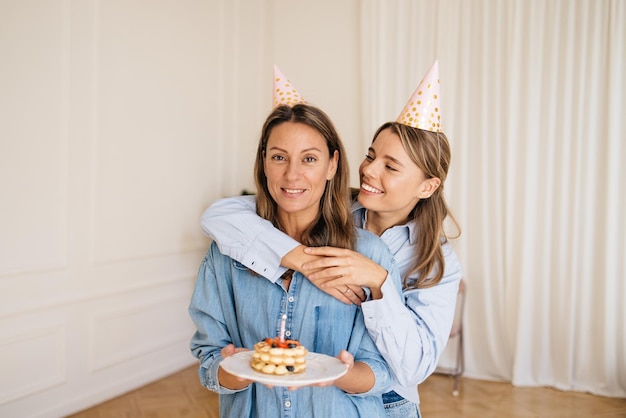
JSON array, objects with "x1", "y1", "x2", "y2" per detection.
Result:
[
  {"x1": 287, "y1": 343, "x2": 296, "y2": 348},
  {"x1": 286, "y1": 366, "x2": 295, "y2": 372}
]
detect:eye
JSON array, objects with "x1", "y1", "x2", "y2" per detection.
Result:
[
  {"x1": 270, "y1": 154, "x2": 286, "y2": 161},
  {"x1": 303, "y1": 155, "x2": 317, "y2": 163},
  {"x1": 364, "y1": 154, "x2": 374, "y2": 161},
  {"x1": 386, "y1": 164, "x2": 398, "y2": 172}
]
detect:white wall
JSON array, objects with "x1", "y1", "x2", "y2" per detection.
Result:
[{"x1": 0, "y1": 1, "x2": 360, "y2": 416}]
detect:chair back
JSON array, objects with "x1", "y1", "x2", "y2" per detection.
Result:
[{"x1": 449, "y1": 279, "x2": 465, "y2": 337}]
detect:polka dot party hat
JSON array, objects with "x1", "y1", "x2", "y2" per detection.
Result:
[
  {"x1": 396, "y1": 60, "x2": 441, "y2": 132},
  {"x1": 273, "y1": 65, "x2": 306, "y2": 108}
]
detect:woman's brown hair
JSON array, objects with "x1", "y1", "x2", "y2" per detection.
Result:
[{"x1": 254, "y1": 104, "x2": 356, "y2": 250}]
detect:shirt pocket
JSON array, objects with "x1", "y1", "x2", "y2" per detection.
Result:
[{"x1": 311, "y1": 303, "x2": 359, "y2": 355}]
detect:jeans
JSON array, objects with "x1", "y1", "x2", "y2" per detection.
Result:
[{"x1": 382, "y1": 390, "x2": 421, "y2": 418}]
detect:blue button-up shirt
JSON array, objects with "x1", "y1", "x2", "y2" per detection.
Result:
[
  {"x1": 199, "y1": 195, "x2": 462, "y2": 404},
  {"x1": 189, "y1": 228, "x2": 397, "y2": 418}
]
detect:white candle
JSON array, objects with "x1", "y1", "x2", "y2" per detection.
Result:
[{"x1": 279, "y1": 314, "x2": 287, "y2": 342}]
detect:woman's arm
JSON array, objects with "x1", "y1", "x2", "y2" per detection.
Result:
[
  {"x1": 361, "y1": 243, "x2": 462, "y2": 387},
  {"x1": 217, "y1": 344, "x2": 253, "y2": 390},
  {"x1": 304, "y1": 350, "x2": 376, "y2": 393},
  {"x1": 303, "y1": 241, "x2": 463, "y2": 387},
  {"x1": 333, "y1": 352, "x2": 376, "y2": 394},
  {"x1": 335, "y1": 231, "x2": 398, "y2": 396},
  {"x1": 189, "y1": 245, "x2": 252, "y2": 394},
  {"x1": 301, "y1": 246, "x2": 390, "y2": 300},
  {"x1": 200, "y1": 196, "x2": 299, "y2": 280},
  {"x1": 331, "y1": 310, "x2": 395, "y2": 397},
  {"x1": 201, "y1": 196, "x2": 365, "y2": 304}
]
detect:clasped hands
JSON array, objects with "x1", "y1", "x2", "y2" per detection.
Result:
[{"x1": 294, "y1": 246, "x2": 389, "y2": 304}]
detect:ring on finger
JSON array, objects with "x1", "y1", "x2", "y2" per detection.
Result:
[{"x1": 343, "y1": 287, "x2": 351, "y2": 295}]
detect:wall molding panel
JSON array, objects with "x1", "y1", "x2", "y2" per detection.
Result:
[
  {"x1": 0, "y1": 324, "x2": 66, "y2": 405},
  {"x1": 88, "y1": 293, "x2": 193, "y2": 372},
  {"x1": 0, "y1": 0, "x2": 70, "y2": 278},
  {"x1": 0, "y1": 1, "x2": 218, "y2": 416}
]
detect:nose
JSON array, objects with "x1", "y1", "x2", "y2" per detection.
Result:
[
  {"x1": 285, "y1": 160, "x2": 301, "y2": 180},
  {"x1": 360, "y1": 159, "x2": 379, "y2": 179}
]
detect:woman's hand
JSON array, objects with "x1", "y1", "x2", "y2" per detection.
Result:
[
  {"x1": 302, "y1": 247, "x2": 389, "y2": 301},
  {"x1": 218, "y1": 344, "x2": 253, "y2": 390},
  {"x1": 221, "y1": 344, "x2": 249, "y2": 358},
  {"x1": 283, "y1": 245, "x2": 364, "y2": 305},
  {"x1": 288, "y1": 350, "x2": 355, "y2": 391}
]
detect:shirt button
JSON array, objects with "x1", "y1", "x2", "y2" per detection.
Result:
[
  {"x1": 285, "y1": 330, "x2": 291, "y2": 337},
  {"x1": 288, "y1": 296, "x2": 295, "y2": 302},
  {"x1": 285, "y1": 400, "x2": 291, "y2": 408}
]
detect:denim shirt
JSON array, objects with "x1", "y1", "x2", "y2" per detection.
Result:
[{"x1": 189, "y1": 228, "x2": 398, "y2": 418}]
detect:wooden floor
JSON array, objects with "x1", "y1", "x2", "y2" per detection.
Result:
[{"x1": 67, "y1": 366, "x2": 626, "y2": 418}]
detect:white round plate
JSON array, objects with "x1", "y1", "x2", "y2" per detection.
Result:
[{"x1": 220, "y1": 351, "x2": 349, "y2": 387}]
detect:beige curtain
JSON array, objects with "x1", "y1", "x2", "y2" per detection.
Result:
[{"x1": 360, "y1": 0, "x2": 625, "y2": 397}]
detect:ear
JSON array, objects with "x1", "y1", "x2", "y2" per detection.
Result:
[
  {"x1": 327, "y1": 150, "x2": 339, "y2": 180},
  {"x1": 418, "y1": 177, "x2": 441, "y2": 199}
]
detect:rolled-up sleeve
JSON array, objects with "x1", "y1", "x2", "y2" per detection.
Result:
[
  {"x1": 345, "y1": 307, "x2": 395, "y2": 398},
  {"x1": 350, "y1": 355, "x2": 395, "y2": 397},
  {"x1": 197, "y1": 359, "x2": 246, "y2": 395}
]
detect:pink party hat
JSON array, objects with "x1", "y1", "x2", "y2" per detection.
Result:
[
  {"x1": 396, "y1": 60, "x2": 441, "y2": 132},
  {"x1": 272, "y1": 65, "x2": 306, "y2": 108}
]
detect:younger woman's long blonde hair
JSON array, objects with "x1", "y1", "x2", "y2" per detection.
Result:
[{"x1": 372, "y1": 122, "x2": 461, "y2": 289}]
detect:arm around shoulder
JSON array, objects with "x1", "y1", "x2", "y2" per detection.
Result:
[{"x1": 200, "y1": 195, "x2": 300, "y2": 279}]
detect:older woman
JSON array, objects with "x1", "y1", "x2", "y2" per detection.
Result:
[{"x1": 189, "y1": 103, "x2": 398, "y2": 417}]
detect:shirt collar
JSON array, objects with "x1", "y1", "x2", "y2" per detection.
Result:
[{"x1": 352, "y1": 202, "x2": 416, "y2": 244}]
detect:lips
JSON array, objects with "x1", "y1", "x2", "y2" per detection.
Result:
[{"x1": 361, "y1": 183, "x2": 383, "y2": 194}]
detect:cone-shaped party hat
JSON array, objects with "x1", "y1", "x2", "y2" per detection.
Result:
[
  {"x1": 396, "y1": 60, "x2": 441, "y2": 132},
  {"x1": 272, "y1": 65, "x2": 306, "y2": 108}
]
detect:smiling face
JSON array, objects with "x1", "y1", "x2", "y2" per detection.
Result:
[
  {"x1": 358, "y1": 127, "x2": 438, "y2": 231},
  {"x1": 264, "y1": 121, "x2": 338, "y2": 231}
]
